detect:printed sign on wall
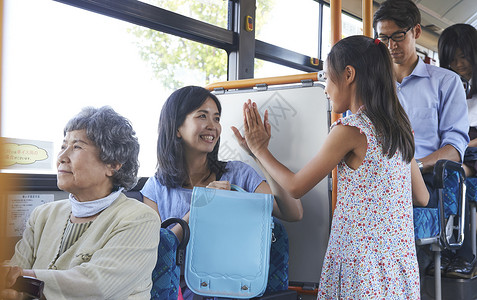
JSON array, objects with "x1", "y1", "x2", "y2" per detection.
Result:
[{"x1": 7, "y1": 194, "x2": 54, "y2": 236}]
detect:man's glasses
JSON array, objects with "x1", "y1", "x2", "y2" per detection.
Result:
[{"x1": 377, "y1": 27, "x2": 413, "y2": 45}]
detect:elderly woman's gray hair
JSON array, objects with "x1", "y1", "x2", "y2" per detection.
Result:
[{"x1": 63, "y1": 106, "x2": 140, "y2": 190}]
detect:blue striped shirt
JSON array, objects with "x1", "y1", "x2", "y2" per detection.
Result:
[{"x1": 397, "y1": 58, "x2": 469, "y2": 160}]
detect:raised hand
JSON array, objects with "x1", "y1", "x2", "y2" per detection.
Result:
[
  {"x1": 242, "y1": 100, "x2": 271, "y2": 158},
  {"x1": 231, "y1": 100, "x2": 270, "y2": 157}
]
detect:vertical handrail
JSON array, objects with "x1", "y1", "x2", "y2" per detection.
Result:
[
  {"x1": 0, "y1": 0, "x2": 9, "y2": 263},
  {"x1": 330, "y1": 0, "x2": 342, "y2": 214},
  {"x1": 362, "y1": 0, "x2": 373, "y2": 38}
]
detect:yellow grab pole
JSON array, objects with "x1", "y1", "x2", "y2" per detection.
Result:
[
  {"x1": 330, "y1": 0, "x2": 342, "y2": 46},
  {"x1": 0, "y1": 0, "x2": 9, "y2": 262},
  {"x1": 362, "y1": 0, "x2": 373, "y2": 37},
  {"x1": 330, "y1": 0, "x2": 342, "y2": 214},
  {"x1": 205, "y1": 73, "x2": 321, "y2": 91}
]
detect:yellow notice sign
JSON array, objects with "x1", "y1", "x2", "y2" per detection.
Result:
[
  {"x1": 1, "y1": 138, "x2": 54, "y2": 171},
  {"x1": 4, "y1": 143, "x2": 48, "y2": 166}
]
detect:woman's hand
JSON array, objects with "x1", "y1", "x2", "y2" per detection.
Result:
[
  {"x1": 231, "y1": 100, "x2": 271, "y2": 158},
  {"x1": 0, "y1": 265, "x2": 23, "y2": 300},
  {"x1": 206, "y1": 181, "x2": 231, "y2": 190}
]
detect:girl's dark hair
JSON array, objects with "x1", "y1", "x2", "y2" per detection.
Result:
[
  {"x1": 326, "y1": 35, "x2": 415, "y2": 163},
  {"x1": 156, "y1": 85, "x2": 226, "y2": 187},
  {"x1": 64, "y1": 106, "x2": 140, "y2": 190},
  {"x1": 438, "y1": 23, "x2": 477, "y2": 97}
]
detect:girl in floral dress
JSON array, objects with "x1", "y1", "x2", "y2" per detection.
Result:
[{"x1": 234, "y1": 35, "x2": 429, "y2": 298}]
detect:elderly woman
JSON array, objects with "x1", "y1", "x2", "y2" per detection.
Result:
[{"x1": 1, "y1": 106, "x2": 160, "y2": 299}]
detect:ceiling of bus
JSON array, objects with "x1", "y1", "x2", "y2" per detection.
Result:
[
  {"x1": 375, "y1": 0, "x2": 477, "y2": 33},
  {"x1": 323, "y1": 0, "x2": 477, "y2": 52}
]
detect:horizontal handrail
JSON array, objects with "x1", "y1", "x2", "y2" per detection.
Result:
[{"x1": 205, "y1": 72, "x2": 322, "y2": 91}]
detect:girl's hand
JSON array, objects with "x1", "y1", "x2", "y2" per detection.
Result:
[
  {"x1": 231, "y1": 100, "x2": 269, "y2": 157},
  {"x1": 233, "y1": 100, "x2": 271, "y2": 158},
  {"x1": 206, "y1": 181, "x2": 231, "y2": 190}
]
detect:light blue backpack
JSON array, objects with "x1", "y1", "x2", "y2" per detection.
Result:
[{"x1": 185, "y1": 185, "x2": 274, "y2": 299}]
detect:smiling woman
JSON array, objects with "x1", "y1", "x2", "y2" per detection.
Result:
[
  {"x1": 140, "y1": 85, "x2": 303, "y2": 300},
  {"x1": 176, "y1": 97, "x2": 223, "y2": 160},
  {"x1": 1, "y1": 106, "x2": 161, "y2": 300}
]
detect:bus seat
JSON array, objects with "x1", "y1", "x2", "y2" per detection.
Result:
[
  {"x1": 464, "y1": 177, "x2": 477, "y2": 257},
  {"x1": 124, "y1": 177, "x2": 148, "y2": 202},
  {"x1": 414, "y1": 165, "x2": 460, "y2": 240},
  {"x1": 414, "y1": 160, "x2": 466, "y2": 300},
  {"x1": 265, "y1": 218, "x2": 291, "y2": 295},
  {"x1": 124, "y1": 190, "x2": 143, "y2": 202},
  {"x1": 151, "y1": 218, "x2": 190, "y2": 300}
]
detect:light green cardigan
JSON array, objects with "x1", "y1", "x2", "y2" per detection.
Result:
[{"x1": 10, "y1": 193, "x2": 160, "y2": 300}]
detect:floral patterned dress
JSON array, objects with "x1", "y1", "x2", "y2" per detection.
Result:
[{"x1": 317, "y1": 111, "x2": 420, "y2": 299}]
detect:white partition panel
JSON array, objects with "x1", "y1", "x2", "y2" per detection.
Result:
[{"x1": 215, "y1": 83, "x2": 330, "y2": 287}]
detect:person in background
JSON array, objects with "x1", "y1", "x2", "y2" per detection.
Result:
[
  {"x1": 140, "y1": 85, "x2": 303, "y2": 300},
  {"x1": 237, "y1": 35, "x2": 429, "y2": 298},
  {"x1": 437, "y1": 23, "x2": 477, "y2": 279},
  {"x1": 439, "y1": 23, "x2": 477, "y2": 177},
  {"x1": 1, "y1": 106, "x2": 160, "y2": 300},
  {"x1": 373, "y1": 0, "x2": 471, "y2": 279}
]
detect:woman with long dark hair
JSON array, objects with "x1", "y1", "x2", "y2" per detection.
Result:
[{"x1": 140, "y1": 85, "x2": 303, "y2": 299}]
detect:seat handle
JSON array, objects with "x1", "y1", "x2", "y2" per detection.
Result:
[
  {"x1": 433, "y1": 160, "x2": 466, "y2": 249},
  {"x1": 161, "y1": 217, "x2": 190, "y2": 265}
]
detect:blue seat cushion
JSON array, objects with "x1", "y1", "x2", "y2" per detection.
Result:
[
  {"x1": 413, "y1": 207, "x2": 439, "y2": 240},
  {"x1": 466, "y1": 177, "x2": 477, "y2": 203},
  {"x1": 265, "y1": 218, "x2": 289, "y2": 294},
  {"x1": 443, "y1": 170, "x2": 459, "y2": 216},
  {"x1": 151, "y1": 228, "x2": 181, "y2": 300}
]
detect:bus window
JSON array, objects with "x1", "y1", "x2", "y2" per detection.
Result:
[
  {"x1": 138, "y1": 0, "x2": 228, "y2": 29},
  {"x1": 1, "y1": 0, "x2": 226, "y2": 176},
  {"x1": 321, "y1": 5, "x2": 363, "y2": 60},
  {"x1": 256, "y1": 0, "x2": 320, "y2": 58},
  {"x1": 254, "y1": 59, "x2": 306, "y2": 78}
]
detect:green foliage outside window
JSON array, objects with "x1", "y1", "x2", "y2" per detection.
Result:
[{"x1": 129, "y1": 0, "x2": 274, "y2": 89}]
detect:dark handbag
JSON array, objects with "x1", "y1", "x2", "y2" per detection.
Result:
[{"x1": 12, "y1": 276, "x2": 44, "y2": 300}]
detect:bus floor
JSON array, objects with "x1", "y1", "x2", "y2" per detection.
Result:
[
  {"x1": 293, "y1": 276, "x2": 477, "y2": 300},
  {"x1": 421, "y1": 275, "x2": 477, "y2": 300}
]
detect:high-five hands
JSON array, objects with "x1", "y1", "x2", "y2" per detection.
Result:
[{"x1": 231, "y1": 99, "x2": 271, "y2": 158}]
